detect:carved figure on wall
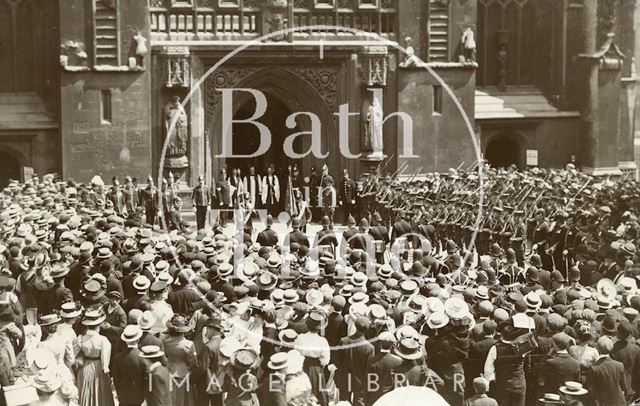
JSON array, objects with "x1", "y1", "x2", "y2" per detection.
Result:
[
  {"x1": 366, "y1": 92, "x2": 384, "y2": 156},
  {"x1": 399, "y1": 36, "x2": 422, "y2": 68},
  {"x1": 267, "y1": 14, "x2": 287, "y2": 41},
  {"x1": 461, "y1": 27, "x2": 476, "y2": 62},
  {"x1": 497, "y1": 44, "x2": 507, "y2": 91},
  {"x1": 133, "y1": 32, "x2": 148, "y2": 67},
  {"x1": 164, "y1": 95, "x2": 189, "y2": 157},
  {"x1": 60, "y1": 41, "x2": 88, "y2": 68}
]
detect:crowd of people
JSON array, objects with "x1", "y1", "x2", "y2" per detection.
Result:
[{"x1": 0, "y1": 163, "x2": 639, "y2": 406}]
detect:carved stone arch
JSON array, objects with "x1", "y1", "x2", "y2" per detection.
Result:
[{"x1": 207, "y1": 66, "x2": 338, "y2": 180}]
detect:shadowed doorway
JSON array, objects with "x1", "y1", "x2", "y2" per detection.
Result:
[
  {"x1": 485, "y1": 135, "x2": 521, "y2": 168},
  {"x1": 0, "y1": 151, "x2": 21, "y2": 190},
  {"x1": 226, "y1": 92, "x2": 303, "y2": 213}
]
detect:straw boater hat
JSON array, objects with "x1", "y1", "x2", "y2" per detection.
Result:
[
  {"x1": 267, "y1": 352, "x2": 289, "y2": 371},
  {"x1": 283, "y1": 289, "x2": 299, "y2": 305},
  {"x1": 82, "y1": 279, "x2": 105, "y2": 300},
  {"x1": 559, "y1": 381, "x2": 588, "y2": 396},
  {"x1": 140, "y1": 345, "x2": 165, "y2": 359},
  {"x1": 121, "y1": 324, "x2": 143, "y2": 343},
  {"x1": 427, "y1": 311, "x2": 450, "y2": 330},
  {"x1": 256, "y1": 273, "x2": 278, "y2": 291},
  {"x1": 394, "y1": 338, "x2": 423, "y2": 360},
  {"x1": 38, "y1": 314, "x2": 61, "y2": 327},
  {"x1": 82, "y1": 308, "x2": 106, "y2": 326},
  {"x1": 133, "y1": 275, "x2": 151, "y2": 292},
  {"x1": 59, "y1": 302, "x2": 82, "y2": 319},
  {"x1": 305, "y1": 289, "x2": 324, "y2": 307}
]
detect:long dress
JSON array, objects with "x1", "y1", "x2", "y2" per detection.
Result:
[
  {"x1": 75, "y1": 330, "x2": 114, "y2": 406},
  {"x1": 163, "y1": 335, "x2": 197, "y2": 406}
]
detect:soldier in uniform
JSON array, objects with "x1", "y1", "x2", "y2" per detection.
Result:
[
  {"x1": 216, "y1": 168, "x2": 232, "y2": 224},
  {"x1": 340, "y1": 169, "x2": 356, "y2": 221},
  {"x1": 192, "y1": 175, "x2": 211, "y2": 230},
  {"x1": 308, "y1": 165, "x2": 319, "y2": 218},
  {"x1": 369, "y1": 212, "x2": 389, "y2": 264},
  {"x1": 319, "y1": 164, "x2": 336, "y2": 226},
  {"x1": 109, "y1": 177, "x2": 126, "y2": 216},
  {"x1": 139, "y1": 176, "x2": 158, "y2": 226},
  {"x1": 122, "y1": 176, "x2": 138, "y2": 215}
]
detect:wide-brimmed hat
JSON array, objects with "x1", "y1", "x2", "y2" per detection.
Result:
[
  {"x1": 82, "y1": 279, "x2": 105, "y2": 300},
  {"x1": 140, "y1": 345, "x2": 165, "y2": 359},
  {"x1": 133, "y1": 275, "x2": 150, "y2": 291},
  {"x1": 121, "y1": 324, "x2": 143, "y2": 342},
  {"x1": 82, "y1": 308, "x2": 106, "y2": 326},
  {"x1": 38, "y1": 314, "x2": 61, "y2": 327},
  {"x1": 59, "y1": 302, "x2": 82, "y2": 319},
  {"x1": 444, "y1": 297, "x2": 471, "y2": 320},
  {"x1": 49, "y1": 263, "x2": 70, "y2": 279},
  {"x1": 283, "y1": 289, "x2": 299, "y2": 304},
  {"x1": 408, "y1": 295, "x2": 428, "y2": 313},
  {"x1": 394, "y1": 338, "x2": 423, "y2": 360},
  {"x1": 256, "y1": 273, "x2": 278, "y2": 291},
  {"x1": 230, "y1": 348, "x2": 258, "y2": 370},
  {"x1": 559, "y1": 381, "x2": 588, "y2": 396},
  {"x1": 348, "y1": 291, "x2": 369, "y2": 305},
  {"x1": 267, "y1": 352, "x2": 289, "y2": 370},
  {"x1": 525, "y1": 291, "x2": 542, "y2": 310},
  {"x1": 300, "y1": 259, "x2": 319, "y2": 277},
  {"x1": 32, "y1": 370, "x2": 62, "y2": 393},
  {"x1": 426, "y1": 311, "x2": 449, "y2": 330},
  {"x1": 166, "y1": 314, "x2": 191, "y2": 333},
  {"x1": 138, "y1": 310, "x2": 156, "y2": 331},
  {"x1": 351, "y1": 272, "x2": 367, "y2": 287},
  {"x1": 399, "y1": 280, "x2": 419, "y2": 296},
  {"x1": 476, "y1": 286, "x2": 490, "y2": 300},
  {"x1": 278, "y1": 328, "x2": 298, "y2": 344},
  {"x1": 305, "y1": 289, "x2": 324, "y2": 307}
]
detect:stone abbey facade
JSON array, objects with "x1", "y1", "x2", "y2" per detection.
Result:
[{"x1": 0, "y1": 0, "x2": 637, "y2": 188}]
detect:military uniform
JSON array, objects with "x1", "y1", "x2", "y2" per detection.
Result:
[{"x1": 340, "y1": 175, "x2": 356, "y2": 220}]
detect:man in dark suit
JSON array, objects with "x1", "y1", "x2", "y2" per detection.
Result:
[
  {"x1": 286, "y1": 217, "x2": 309, "y2": 248},
  {"x1": 335, "y1": 316, "x2": 375, "y2": 406},
  {"x1": 66, "y1": 250, "x2": 92, "y2": 298},
  {"x1": 325, "y1": 296, "x2": 347, "y2": 348},
  {"x1": 196, "y1": 317, "x2": 223, "y2": 406},
  {"x1": 167, "y1": 271, "x2": 200, "y2": 314},
  {"x1": 257, "y1": 215, "x2": 278, "y2": 247},
  {"x1": 192, "y1": 175, "x2": 211, "y2": 230},
  {"x1": 141, "y1": 345, "x2": 172, "y2": 406},
  {"x1": 610, "y1": 320, "x2": 640, "y2": 400},
  {"x1": 139, "y1": 176, "x2": 158, "y2": 226},
  {"x1": 542, "y1": 332, "x2": 581, "y2": 394},
  {"x1": 587, "y1": 336, "x2": 627, "y2": 406},
  {"x1": 112, "y1": 325, "x2": 147, "y2": 406},
  {"x1": 367, "y1": 332, "x2": 402, "y2": 405}
]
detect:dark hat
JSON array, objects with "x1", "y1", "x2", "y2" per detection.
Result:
[{"x1": 166, "y1": 314, "x2": 191, "y2": 333}]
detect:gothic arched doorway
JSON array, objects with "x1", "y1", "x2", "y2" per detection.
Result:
[
  {"x1": 485, "y1": 135, "x2": 522, "y2": 168},
  {"x1": 207, "y1": 67, "x2": 338, "y2": 186},
  {"x1": 0, "y1": 151, "x2": 21, "y2": 190}
]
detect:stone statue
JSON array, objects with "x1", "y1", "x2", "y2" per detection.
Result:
[
  {"x1": 133, "y1": 32, "x2": 148, "y2": 67},
  {"x1": 164, "y1": 95, "x2": 188, "y2": 157},
  {"x1": 399, "y1": 36, "x2": 422, "y2": 68},
  {"x1": 367, "y1": 93, "x2": 384, "y2": 156},
  {"x1": 461, "y1": 27, "x2": 476, "y2": 62}
]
